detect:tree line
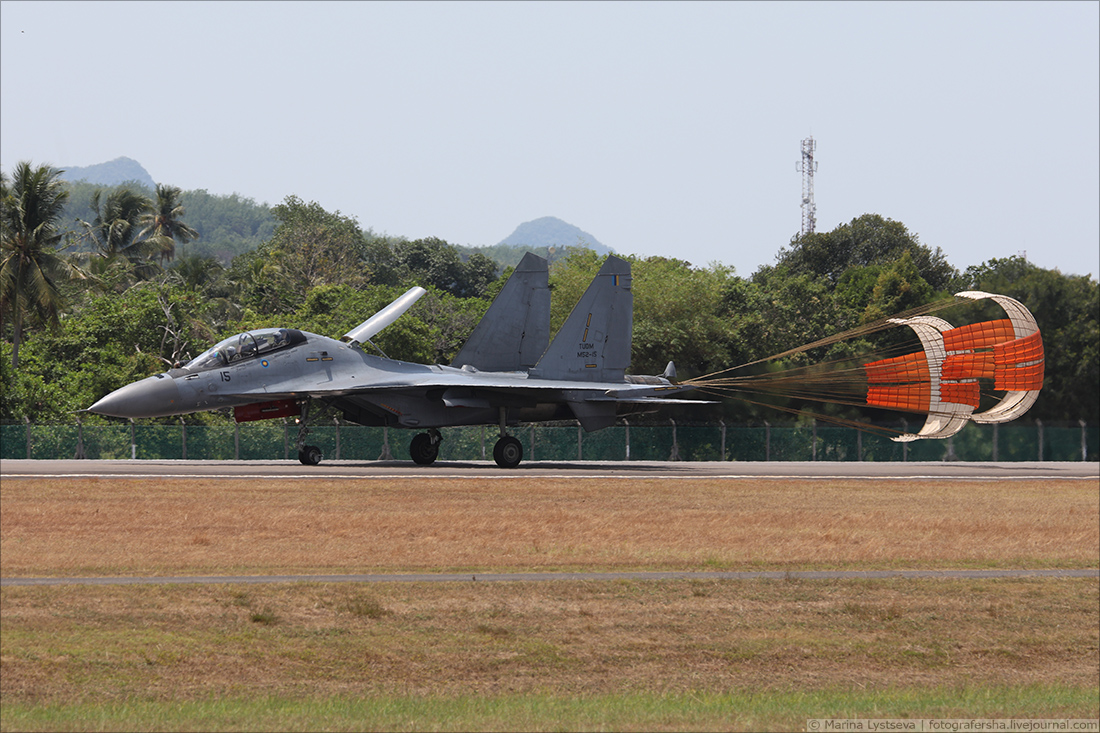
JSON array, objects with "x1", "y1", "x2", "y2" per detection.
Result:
[{"x1": 2, "y1": 162, "x2": 1096, "y2": 426}]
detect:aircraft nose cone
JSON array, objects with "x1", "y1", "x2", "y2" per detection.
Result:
[{"x1": 88, "y1": 374, "x2": 182, "y2": 418}]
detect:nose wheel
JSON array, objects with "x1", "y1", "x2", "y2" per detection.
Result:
[{"x1": 298, "y1": 445, "x2": 322, "y2": 466}]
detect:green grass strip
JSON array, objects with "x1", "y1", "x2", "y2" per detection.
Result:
[{"x1": 2, "y1": 684, "x2": 1097, "y2": 732}]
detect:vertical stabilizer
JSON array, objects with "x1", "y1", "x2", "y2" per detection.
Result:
[
  {"x1": 451, "y1": 252, "x2": 550, "y2": 372},
  {"x1": 531, "y1": 255, "x2": 632, "y2": 383}
]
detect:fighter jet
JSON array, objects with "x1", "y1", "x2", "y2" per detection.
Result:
[{"x1": 87, "y1": 253, "x2": 705, "y2": 467}]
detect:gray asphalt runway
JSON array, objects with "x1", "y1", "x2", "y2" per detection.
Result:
[
  {"x1": 3, "y1": 568, "x2": 1097, "y2": 587},
  {"x1": 3, "y1": 458, "x2": 1098, "y2": 480}
]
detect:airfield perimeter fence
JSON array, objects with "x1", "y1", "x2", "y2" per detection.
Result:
[{"x1": 1, "y1": 419, "x2": 1096, "y2": 462}]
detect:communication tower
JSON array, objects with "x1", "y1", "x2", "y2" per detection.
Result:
[{"x1": 797, "y1": 136, "x2": 818, "y2": 236}]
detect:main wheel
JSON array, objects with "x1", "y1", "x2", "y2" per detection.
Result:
[
  {"x1": 298, "y1": 445, "x2": 323, "y2": 466},
  {"x1": 493, "y1": 436, "x2": 523, "y2": 468},
  {"x1": 409, "y1": 432, "x2": 439, "y2": 465}
]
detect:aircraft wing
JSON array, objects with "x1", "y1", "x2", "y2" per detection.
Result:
[
  {"x1": 215, "y1": 368, "x2": 711, "y2": 432},
  {"x1": 216, "y1": 369, "x2": 705, "y2": 402}
]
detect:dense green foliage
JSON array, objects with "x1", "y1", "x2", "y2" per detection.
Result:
[
  {"x1": 2, "y1": 162, "x2": 1096, "y2": 427},
  {"x1": 962, "y1": 257, "x2": 1099, "y2": 424}
]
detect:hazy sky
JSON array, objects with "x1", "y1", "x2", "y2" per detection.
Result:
[{"x1": 2, "y1": 1, "x2": 1097, "y2": 278}]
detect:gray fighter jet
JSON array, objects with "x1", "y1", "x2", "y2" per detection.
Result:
[{"x1": 87, "y1": 253, "x2": 703, "y2": 467}]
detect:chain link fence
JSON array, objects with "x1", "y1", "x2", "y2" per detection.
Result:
[{"x1": 2, "y1": 419, "x2": 1096, "y2": 462}]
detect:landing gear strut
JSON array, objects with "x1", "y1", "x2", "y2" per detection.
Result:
[
  {"x1": 492, "y1": 408, "x2": 523, "y2": 468},
  {"x1": 409, "y1": 429, "x2": 442, "y2": 465},
  {"x1": 294, "y1": 400, "x2": 324, "y2": 466}
]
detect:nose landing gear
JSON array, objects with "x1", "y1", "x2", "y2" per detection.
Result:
[
  {"x1": 298, "y1": 444, "x2": 323, "y2": 466},
  {"x1": 294, "y1": 400, "x2": 326, "y2": 466}
]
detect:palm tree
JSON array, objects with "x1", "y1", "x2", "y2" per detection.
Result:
[
  {"x1": 139, "y1": 184, "x2": 198, "y2": 263},
  {"x1": 79, "y1": 188, "x2": 155, "y2": 260},
  {"x1": 0, "y1": 162, "x2": 74, "y2": 368},
  {"x1": 78, "y1": 187, "x2": 159, "y2": 280}
]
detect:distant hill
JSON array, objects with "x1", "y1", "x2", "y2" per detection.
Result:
[
  {"x1": 497, "y1": 216, "x2": 613, "y2": 256},
  {"x1": 59, "y1": 156, "x2": 157, "y2": 190},
  {"x1": 50, "y1": 160, "x2": 610, "y2": 269}
]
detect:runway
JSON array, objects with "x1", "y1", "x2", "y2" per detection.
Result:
[
  {"x1": 2, "y1": 458, "x2": 1098, "y2": 480},
  {"x1": 4, "y1": 568, "x2": 1097, "y2": 587}
]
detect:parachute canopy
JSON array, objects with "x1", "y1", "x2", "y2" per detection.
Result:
[{"x1": 685, "y1": 290, "x2": 1044, "y2": 442}]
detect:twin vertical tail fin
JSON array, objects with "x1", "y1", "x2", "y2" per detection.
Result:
[
  {"x1": 531, "y1": 255, "x2": 633, "y2": 382},
  {"x1": 451, "y1": 252, "x2": 550, "y2": 372},
  {"x1": 451, "y1": 250, "x2": 634, "y2": 386}
]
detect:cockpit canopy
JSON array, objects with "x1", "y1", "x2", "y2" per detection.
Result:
[{"x1": 185, "y1": 328, "x2": 307, "y2": 371}]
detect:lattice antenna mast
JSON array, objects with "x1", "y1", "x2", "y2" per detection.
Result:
[{"x1": 796, "y1": 136, "x2": 818, "y2": 236}]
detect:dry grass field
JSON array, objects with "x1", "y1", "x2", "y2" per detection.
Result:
[
  {"x1": 1, "y1": 477, "x2": 1097, "y2": 575},
  {"x1": 3, "y1": 578, "x2": 1098, "y2": 715},
  {"x1": 1, "y1": 475, "x2": 1098, "y2": 730}
]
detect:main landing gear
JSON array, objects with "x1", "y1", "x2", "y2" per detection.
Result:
[
  {"x1": 291, "y1": 401, "x2": 521, "y2": 468},
  {"x1": 406, "y1": 410, "x2": 524, "y2": 468},
  {"x1": 491, "y1": 408, "x2": 522, "y2": 468},
  {"x1": 493, "y1": 435, "x2": 522, "y2": 469},
  {"x1": 409, "y1": 429, "x2": 442, "y2": 465}
]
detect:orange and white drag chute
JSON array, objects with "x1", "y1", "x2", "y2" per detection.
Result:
[
  {"x1": 683, "y1": 290, "x2": 1042, "y2": 441},
  {"x1": 865, "y1": 316, "x2": 975, "y2": 443},
  {"x1": 943, "y1": 291, "x2": 1044, "y2": 424}
]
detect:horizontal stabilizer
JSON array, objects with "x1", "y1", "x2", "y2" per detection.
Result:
[
  {"x1": 568, "y1": 399, "x2": 618, "y2": 432},
  {"x1": 585, "y1": 396, "x2": 717, "y2": 405}
]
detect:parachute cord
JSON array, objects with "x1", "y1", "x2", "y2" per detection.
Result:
[
  {"x1": 689, "y1": 295, "x2": 968, "y2": 383},
  {"x1": 695, "y1": 389, "x2": 909, "y2": 439}
]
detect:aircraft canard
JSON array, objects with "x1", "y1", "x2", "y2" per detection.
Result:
[{"x1": 87, "y1": 253, "x2": 709, "y2": 467}]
